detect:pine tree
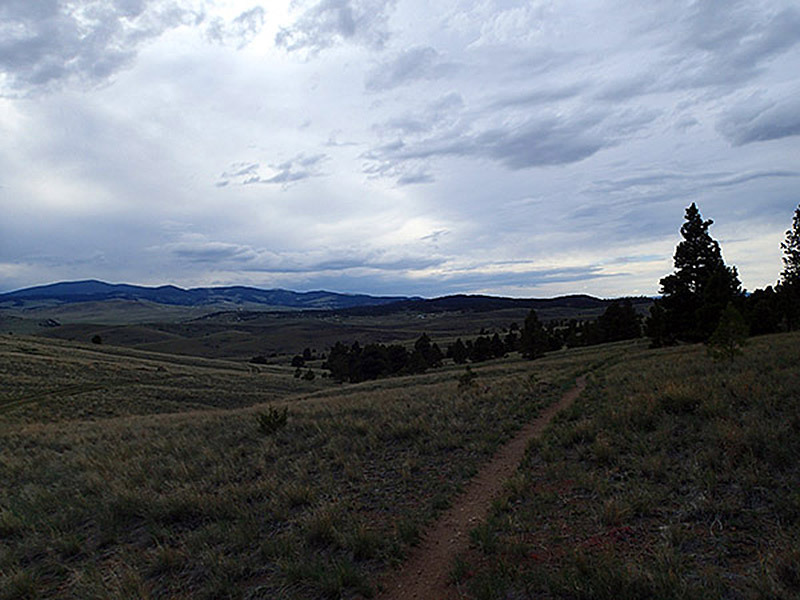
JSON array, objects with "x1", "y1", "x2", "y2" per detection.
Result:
[
  {"x1": 648, "y1": 203, "x2": 741, "y2": 345},
  {"x1": 780, "y1": 204, "x2": 800, "y2": 286},
  {"x1": 598, "y1": 299, "x2": 641, "y2": 342},
  {"x1": 777, "y1": 204, "x2": 800, "y2": 330},
  {"x1": 520, "y1": 309, "x2": 549, "y2": 359},
  {"x1": 449, "y1": 338, "x2": 469, "y2": 364}
]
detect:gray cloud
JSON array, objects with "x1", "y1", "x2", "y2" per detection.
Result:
[
  {"x1": 216, "y1": 154, "x2": 328, "y2": 187},
  {"x1": 0, "y1": 0, "x2": 203, "y2": 94},
  {"x1": 475, "y1": 114, "x2": 607, "y2": 169},
  {"x1": 365, "y1": 46, "x2": 456, "y2": 91},
  {"x1": 206, "y1": 6, "x2": 266, "y2": 48},
  {"x1": 589, "y1": 169, "x2": 800, "y2": 196},
  {"x1": 3, "y1": 0, "x2": 798, "y2": 298},
  {"x1": 270, "y1": 263, "x2": 614, "y2": 298},
  {"x1": 665, "y1": 4, "x2": 800, "y2": 91},
  {"x1": 412, "y1": 264, "x2": 613, "y2": 295},
  {"x1": 365, "y1": 105, "x2": 661, "y2": 180},
  {"x1": 674, "y1": 115, "x2": 699, "y2": 131},
  {"x1": 157, "y1": 238, "x2": 444, "y2": 274},
  {"x1": 717, "y1": 93, "x2": 800, "y2": 145},
  {"x1": 376, "y1": 92, "x2": 464, "y2": 136},
  {"x1": 491, "y1": 83, "x2": 585, "y2": 109},
  {"x1": 396, "y1": 171, "x2": 435, "y2": 185},
  {"x1": 167, "y1": 241, "x2": 259, "y2": 263},
  {"x1": 591, "y1": 2, "x2": 800, "y2": 103},
  {"x1": 276, "y1": 0, "x2": 396, "y2": 53}
]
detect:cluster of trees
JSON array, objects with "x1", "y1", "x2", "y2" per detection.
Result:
[
  {"x1": 322, "y1": 333, "x2": 444, "y2": 383},
  {"x1": 647, "y1": 202, "x2": 800, "y2": 346},
  {"x1": 446, "y1": 333, "x2": 513, "y2": 364},
  {"x1": 550, "y1": 300, "x2": 643, "y2": 349},
  {"x1": 321, "y1": 298, "x2": 646, "y2": 381},
  {"x1": 445, "y1": 299, "x2": 643, "y2": 365},
  {"x1": 290, "y1": 347, "x2": 322, "y2": 368},
  {"x1": 445, "y1": 310, "x2": 564, "y2": 364}
]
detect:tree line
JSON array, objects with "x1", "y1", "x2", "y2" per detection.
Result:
[
  {"x1": 445, "y1": 299, "x2": 643, "y2": 365},
  {"x1": 322, "y1": 334, "x2": 445, "y2": 383},
  {"x1": 320, "y1": 297, "x2": 644, "y2": 382}
]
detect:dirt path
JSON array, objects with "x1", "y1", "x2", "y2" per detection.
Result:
[{"x1": 377, "y1": 375, "x2": 587, "y2": 600}]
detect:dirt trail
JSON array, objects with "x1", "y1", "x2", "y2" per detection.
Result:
[{"x1": 377, "y1": 375, "x2": 588, "y2": 600}]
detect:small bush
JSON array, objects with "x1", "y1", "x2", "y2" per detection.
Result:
[
  {"x1": 255, "y1": 406, "x2": 288, "y2": 435},
  {"x1": 458, "y1": 366, "x2": 478, "y2": 391},
  {"x1": 706, "y1": 303, "x2": 748, "y2": 362}
]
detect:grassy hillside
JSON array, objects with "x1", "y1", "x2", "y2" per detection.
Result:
[
  {"x1": 0, "y1": 336, "x2": 327, "y2": 424},
  {"x1": 451, "y1": 332, "x2": 800, "y2": 599},
  {"x1": 0, "y1": 333, "x2": 610, "y2": 599},
  {"x1": 2, "y1": 332, "x2": 796, "y2": 599}
]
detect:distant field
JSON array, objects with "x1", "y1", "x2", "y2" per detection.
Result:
[
  {"x1": 0, "y1": 335, "x2": 327, "y2": 424},
  {"x1": 1, "y1": 298, "x2": 648, "y2": 361}
]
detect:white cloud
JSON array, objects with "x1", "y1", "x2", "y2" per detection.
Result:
[
  {"x1": 275, "y1": 0, "x2": 396, "y2": 53},
  {"x1": 1, "y1": 0, "x2": 799, "y2": 297},
  {"x1": 0, "y1": 0, "x2": 204, "y2": 94}
]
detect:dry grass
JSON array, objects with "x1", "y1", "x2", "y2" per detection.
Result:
[
  {"x1": 0, "y1": 336, "x2": 328, "y2": 424},
  {"x1": 452, "y1": 331, "x2": 800, "y2": 599},
  {"x1": 0, "y1": 333, "x2": 621, "y2": 599}
]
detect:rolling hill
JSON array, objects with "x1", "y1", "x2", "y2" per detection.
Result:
[{"x1": 0, "y1": 279, "x2": 412, "y2": 310}]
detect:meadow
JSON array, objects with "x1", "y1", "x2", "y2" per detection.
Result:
[
  {"x1": 1, "y1": 331, "x2": 797, "y2": 599},
  {"x1": 451, "y1": 331, "x2": 800, "y2": 599},
  {"x1": 0, "y1": 332, "x2": 601, "y2": 599}
]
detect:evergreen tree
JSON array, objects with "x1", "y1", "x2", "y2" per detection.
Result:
[
  {"x1": 503, "y1": 330, "x2": 519, "y2": 353},
  {"x1": 649, "y1": 203, "x2": 741, "y2": 345},
  {"x1": 598, "y1": 299, "x2": 641, "y2": 342},
  {"x1": 449, "y1": 338, "x2": 469, "y2": 364},
  {"x1": 707, "y1": 303, "x2": 748, "y2": 362},
  {"x1": 780, "y1": 204, "x2": 800, "y2": 285},
  {"x1": 777, "y1": 204, "x2": 800, "y2": 330},
  {"x1": 744, "y1": 287, "x2": 781, "y2": 336},
  {"x1": 490, "y1": 332, "x2": 506, "y2": 358},
  {"x1": 471, "y1": 336, "x2": 492, "y2": 362},
  {"x1": 520, "y1": 309, "x2": 549, "y2": 359}
]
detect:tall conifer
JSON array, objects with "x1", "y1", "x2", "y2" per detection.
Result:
[
  {"x1": 778, "y1": 204, "x2": 800, "y2": 330},
  {"x1": 648, "y1": 203, "x2": 741, "y2": 345}
]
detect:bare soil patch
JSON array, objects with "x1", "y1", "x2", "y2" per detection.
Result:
[{"x1": 378, "y1": 375, "x2": 587, "y2": 600}]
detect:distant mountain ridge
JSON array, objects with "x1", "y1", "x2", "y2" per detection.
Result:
[
  {"x1": 0, "y1": 279, "x2": 653, "y2": 316},
  {"x1": 333, "y1": 293, "x2": 623, "y2": 315},
  {"x1": 0, "y1": 280, "x2": 413, "y2": 311}
]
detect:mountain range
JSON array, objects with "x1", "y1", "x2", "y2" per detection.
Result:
[
  {"x1": 0, "y1": 279, "x2": 652, "y2": 316},
  {"x1": 0, "y1": 280, "x2": 412, "y2": 311}
]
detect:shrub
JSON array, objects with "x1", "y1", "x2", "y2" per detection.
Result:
[
  {"x1": 707, "y1": 303, "x2": 748, "y2": 362},
  {"x1": 255, "y1": 406, "x2": 288, "y2": 435},
  {"x1": 458, "y1": 366, "x2": 478, "y2": 391}
]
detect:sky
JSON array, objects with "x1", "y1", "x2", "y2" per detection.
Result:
[{"x1": 1, "y1": 0, "x2": 799, "y2": 298}]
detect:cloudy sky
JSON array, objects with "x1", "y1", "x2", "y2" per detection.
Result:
[{"x1": 1, "y1": 0, "x2": 799, "y2": 298}]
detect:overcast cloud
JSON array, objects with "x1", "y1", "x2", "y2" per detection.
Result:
[{"x1": 1, "y1": 0, "x2": 799, "y2": 298}]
